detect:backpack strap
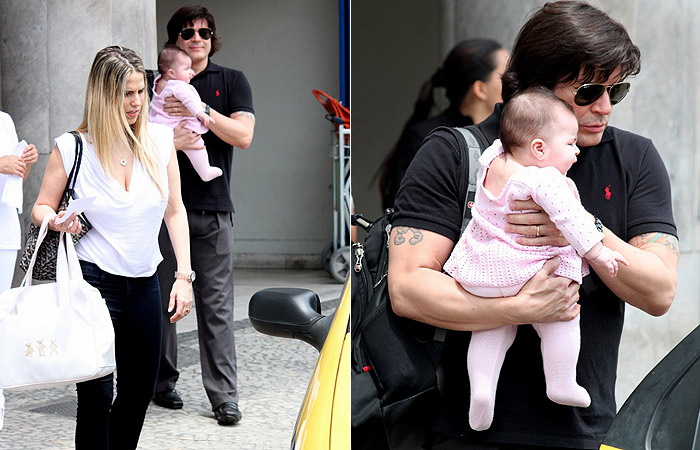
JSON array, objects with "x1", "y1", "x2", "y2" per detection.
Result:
[
  {"x1": 426, "y1": 125, "x2": 489, "y2": 348},
  {"x1": 452, "y1": 125, "x2": 489, "y2": 232}
]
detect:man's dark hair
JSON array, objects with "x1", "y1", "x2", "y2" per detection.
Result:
[
  {"x1": 500, "y1": 87, "x2": 574, "y2": 153},
  {"x1": 157, "y1": 45, "x2": 190, "y2": 75},
  {"x1": 165, "y1": 5, "x2": 221, "y2": 56},
  {"x1": 501, "y1": 1, "x2": 641, "y2": 103}
]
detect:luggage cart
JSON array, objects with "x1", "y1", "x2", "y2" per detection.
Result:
[{"x1": 313, "y1": 90, "x2": 351, "y2": 282}]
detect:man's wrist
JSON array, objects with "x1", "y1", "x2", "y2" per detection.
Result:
[{"x1": 204, "y1": 104, "x2": 211, "y2": 116}]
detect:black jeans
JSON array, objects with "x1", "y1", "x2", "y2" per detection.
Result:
[{"x1": 75, "y1": 261, "x2": 162, "y2": 450}]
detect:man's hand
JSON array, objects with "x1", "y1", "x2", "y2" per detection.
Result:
[
  {"x1": 506, "y1": 198, "x2": 568, "y2": 246},
  {"x1": 512, "y1": 256, "x2": 581, "y2": 324},
  {"x1": 173, "y1": 121, "x2": 205, "y2": 151},
  {"x1": 164, "y1": 96, "x2": 193, "y2": 117}
]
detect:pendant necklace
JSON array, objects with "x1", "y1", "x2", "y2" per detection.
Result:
[{"x1": 116, "y1": 148, "x2": 129, "y2": 167}]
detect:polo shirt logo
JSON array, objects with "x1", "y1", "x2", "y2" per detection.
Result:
[
  {"x1": 605, "y1": 185, "x2": 612, "y2": 200},
  {"x1": 216, "y1": 90, "x2": 220, "y2": 97}
]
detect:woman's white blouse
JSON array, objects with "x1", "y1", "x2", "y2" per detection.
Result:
[{"x1": 55, "y1": 123, "x2": 173, "y2": 277}]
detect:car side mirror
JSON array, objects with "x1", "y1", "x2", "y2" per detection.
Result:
[{"x1": 248, "y1": 287, "x2": 334, "y2": 352}]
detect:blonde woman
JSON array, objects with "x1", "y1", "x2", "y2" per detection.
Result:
[{"x1": 32, "y1": 46, "x2": 193, "y2": 450}]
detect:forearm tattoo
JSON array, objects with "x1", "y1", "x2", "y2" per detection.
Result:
[
  {"x1": 233, "y1": 111, "x2": 256, "y2": 123},
  {"x1": 393, "y1": 226, "x2": 424, "y2": 246},
  {"x1": 632, "y1": 232, "x2": 680, "y2": 257}
]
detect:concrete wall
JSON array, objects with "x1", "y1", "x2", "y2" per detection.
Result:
[
  {"x1": 352, "y1": 0, "x2": 442, "y2": 226},
  {"x1": 352, "y1": 0, "x2": 700, "y2": 407},
  {"x1": 156, "y1": 0, "x2": 340, "y2": 268}
]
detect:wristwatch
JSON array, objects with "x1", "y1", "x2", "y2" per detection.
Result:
[
  {"x1": 174, "y1": 271, "x2": 196, "y2": 283},
  {"x1": 204, "y1": 104, "x2": 211, "y2": 116},
  {"x1": 594, "y1": 216, "x2": 604, "y2": 233}
]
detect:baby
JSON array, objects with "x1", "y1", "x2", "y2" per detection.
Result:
[
  {"x1": 149, "y1": 45, "x2": 221, "y2": 181},
  {"x1": 443, "y1": 87, "x2": 628, "y2": 431}
]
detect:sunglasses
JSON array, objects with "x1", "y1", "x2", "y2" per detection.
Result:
[
  {"x1": 571, "y1": 82, "x2": 631, "y2": 106},
  {"x1": 179, "y1": 27, "x2": 213, "y2": 40}
]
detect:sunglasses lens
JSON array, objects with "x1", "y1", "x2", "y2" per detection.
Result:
[
  {"x1": 198, "y1": 28, "x2": 212, "y2": 39},
  {"x1": 180, "y1": 28, "x2": 195, "y2": 40},
  {"x1": 574, "y1": 84, "x2": 606, "y2": 106},
  {"x1": 609, "y1": 82, "x2": 630, "y2": 105}
]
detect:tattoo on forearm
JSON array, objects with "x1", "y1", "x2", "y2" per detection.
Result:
[
  {"x1": 634, "y1": 232, "x2": 680, "y2": 257},
  {"x1": 393, "y1": 227, "x2": 424, "y2": 246},
  {"x1": 233, "y1": 111, "x2": 256, "y2": 123}
]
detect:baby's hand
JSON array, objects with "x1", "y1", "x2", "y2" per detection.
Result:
[
  {"x1": 196, "y1": 111, "x2": 215, "y2": 127},
  {"x1": 585, "y1": 244, "x2": 629, "y2": 277}
]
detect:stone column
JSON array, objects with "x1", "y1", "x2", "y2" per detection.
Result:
[{"x1": 0, "y1": 0, "x2": 157, "y2": 285}]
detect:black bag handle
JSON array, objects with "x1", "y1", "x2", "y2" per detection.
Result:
[
  {"x1": 62, "y1": 131, "x2": 92, "y2": 228},
  {"x1": 65, "y1": 131, "x2": 83, "y2": 196}
]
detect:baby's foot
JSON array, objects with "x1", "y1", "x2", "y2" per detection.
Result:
[
  {"x1": 547, "y1": 383, "x2": 591, "y2": 408},
  {"x1": 469, "y1": 391, "x2": 495, "y2": 431}
]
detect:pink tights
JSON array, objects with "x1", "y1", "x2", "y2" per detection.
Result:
[
  {"x1": 466, "y1": 314, "x2": 590, "y2": 431},
  {"x1": 182, "y1": 146, "x2": 222, "y2": 182}
]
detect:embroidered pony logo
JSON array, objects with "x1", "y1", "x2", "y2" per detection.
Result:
[{"x1": 605, "y1": 185, "x2": 612, "y2": 200}]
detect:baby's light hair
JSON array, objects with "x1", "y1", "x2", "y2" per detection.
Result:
[
  {"x1": 158, "y1": 45, "x2": 191, "y2": 75},
  {"x1": 500, "y1": 87, "x2": 574, "y2": 154}
]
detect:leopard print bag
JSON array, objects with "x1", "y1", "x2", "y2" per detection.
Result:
[{"x1": 19, "y1": 131, "x2": 92, "y2": 281}]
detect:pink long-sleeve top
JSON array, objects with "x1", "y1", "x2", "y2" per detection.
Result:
[
  {"x1": 444, "y1": 140, "x2": 604, "y2": 288},
  {"x1": 148, "y1": 76, "x2": 209, "y2": 135}
]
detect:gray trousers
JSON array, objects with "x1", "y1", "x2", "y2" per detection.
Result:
[{"x1": 155, "y1": 210, "x2": 238, "y2": 409}]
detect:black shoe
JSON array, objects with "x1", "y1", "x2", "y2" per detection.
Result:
[
  {"x1": 153, "y1": 389, "x2": 183, "y2": 409},
  {"x1": 214, "y1": 402, "x2": 242, "y2": 425}
]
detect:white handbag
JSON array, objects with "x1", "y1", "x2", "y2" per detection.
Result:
[{"x1": 0, "y1": 216, "x2": 116, "y2": 390}]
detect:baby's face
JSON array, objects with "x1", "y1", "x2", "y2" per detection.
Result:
[
  {"x1": 171, "y1": 52, "x2": 195, "y2": 83},
  {"x1": 543, "y1": 110, "x2": 580, "y2": 175}
]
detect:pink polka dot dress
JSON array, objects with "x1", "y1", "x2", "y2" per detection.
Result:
[{"x1": 444, "y1": 140, "x2": 604, "y2": 292}]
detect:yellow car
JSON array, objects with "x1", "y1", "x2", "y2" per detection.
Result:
[{"x1": 249, "y1": 281, "x2": 350, "y2": 450}]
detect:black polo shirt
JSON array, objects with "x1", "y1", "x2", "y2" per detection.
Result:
[
  {"x1": 176, "y1": 61, "x2": 255, "y2": 213},
  {"x1": 392, "y1": 103, "x2": 676, "y2": 448}
]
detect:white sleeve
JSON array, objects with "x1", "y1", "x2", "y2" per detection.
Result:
[
  {"x1": 54, "y1": 132, "x2": 78, "y2": 178},
  {"x1": 0, "y1": 112, "x2": 19, "y2": 156}
]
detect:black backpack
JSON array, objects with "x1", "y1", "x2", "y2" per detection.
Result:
[{"x1": 351, "y1": 125, "x2": 489, "y2": 449}]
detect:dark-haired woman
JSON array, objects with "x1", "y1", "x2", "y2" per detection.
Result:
[{"x1": 378, "y1": 39, "x2": 508, "y2": 210}]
